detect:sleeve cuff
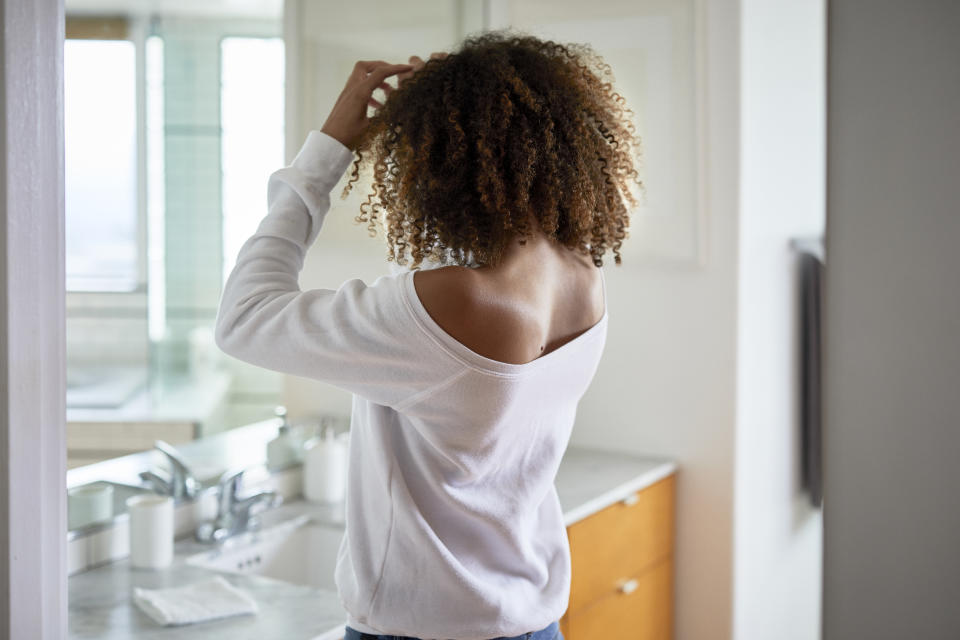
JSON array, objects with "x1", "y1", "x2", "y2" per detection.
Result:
[{"x1": 290, "y1": 130, "x2": 356, "y2": 191}]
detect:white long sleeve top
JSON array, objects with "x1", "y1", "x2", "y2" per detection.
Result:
[{"x1": 215, "y1": 130, "x2": 608, "y2": 640}]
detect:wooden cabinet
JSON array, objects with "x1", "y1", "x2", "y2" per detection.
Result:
[{"x1": 560, "y1": 474, "x2": 676, "y2": 640}]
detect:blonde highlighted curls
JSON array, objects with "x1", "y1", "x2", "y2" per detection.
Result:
[{"x1": 339, "y1": 29, "x2": 644, "y2": 269}]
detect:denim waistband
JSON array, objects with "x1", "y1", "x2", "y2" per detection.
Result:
[{"x1": 343, "y1": 619, "x2": 562, "y2": 640}]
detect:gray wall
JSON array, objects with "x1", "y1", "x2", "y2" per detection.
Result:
[{"x1": 823, "y1": 2, "x2": 960, "y2": 639}]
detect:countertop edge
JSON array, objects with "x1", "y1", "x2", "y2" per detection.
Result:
[{"x1": 561, "y1": 460, "x2": 678, "y2": 527}]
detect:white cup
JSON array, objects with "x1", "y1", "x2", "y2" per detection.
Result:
[
  {"x1": 68, "y1": 483, "x2": 114, "y2": 530},
  {"x1": 126, "y1": 494, "x2": 174, "y2": 569}
]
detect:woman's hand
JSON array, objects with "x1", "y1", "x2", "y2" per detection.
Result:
[
  {"x1": 320, "y1": 60, "x2": 413, "y2": 151},
  {"x1": 396, "y1": 52, "x2": 447, "y2": 88}
]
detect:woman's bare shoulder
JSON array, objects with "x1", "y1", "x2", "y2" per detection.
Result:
[
  {"x1": 412, "y1": 266, "x2": 477, "y2": 320},
  {"x1": 412, "y1": 266, "x2": 539, "y2": 364}
]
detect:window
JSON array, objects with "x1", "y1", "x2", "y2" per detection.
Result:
[
  {"x1": 64, "y1": 39, "x2": 140, "y2": 292},
  {"x1": 220, "y1": 37, "x2": 285, "y2": 284},
  {"x1": 146, "y1": 35, "x2": 166, "y2": 342},
  {"x1": 65, "y1": 19, "x2": 286, "y2": 466}
]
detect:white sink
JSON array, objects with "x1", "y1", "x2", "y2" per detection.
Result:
[{"x1": 185, "y1": 514, "x2": 344, "y2": 590}]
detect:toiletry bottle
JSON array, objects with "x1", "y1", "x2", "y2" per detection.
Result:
[
  {"x1": 302, "y1": 425, "x2": 347, "y2": 503},
  {"x1": 266, "y1": 405, "x2": 298, "y2": 471}
]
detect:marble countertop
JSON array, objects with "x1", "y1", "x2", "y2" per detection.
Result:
[{"x1": 68, "y1": 446, "x2": 676, "y2": 639}]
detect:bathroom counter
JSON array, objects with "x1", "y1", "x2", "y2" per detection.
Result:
[
  {"x1": 554, "y1": 445, "x2": 677, "y2": 526},
  {"x1": 68, "y1": 446, "x2": 677, "y2": 639}
]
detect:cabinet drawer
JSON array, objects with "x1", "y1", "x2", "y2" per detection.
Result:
[
  {"x1": 566, "y1": 557, "x2": 673, "y2": 640},
  {"x1": 567, "y1": 474, "x2": 675, "y2": 614}
]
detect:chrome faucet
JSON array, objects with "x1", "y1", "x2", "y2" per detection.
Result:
[
  {"x1": 139, "y1": 440, "x2": 201, "y2": 502},
  {"x1": 195, "y1": 468, "x2": 282, "y2": 544}
]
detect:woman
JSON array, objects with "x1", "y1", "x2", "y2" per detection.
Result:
[{"x1": 215, "y1": 30, "x2": 642, "y2": 640}]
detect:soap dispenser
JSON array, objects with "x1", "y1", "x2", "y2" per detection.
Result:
[
  {"x1": 302, "y1": 423, "x2": 347, "y2": 503},
  {"x1": 266, "y1": 405, "x2": 299, "y2": 471}
]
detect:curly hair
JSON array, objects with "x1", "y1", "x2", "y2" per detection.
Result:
[{"x1": 340, "y1": 29, "x2": 644, "y2": 269}]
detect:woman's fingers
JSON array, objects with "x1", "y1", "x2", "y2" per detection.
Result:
[
  {"x1": 397, "y1": 53, "x2": 451, "y2": 88},
  {"x1": 343, "y1": 53, "x2": 451, "y2": 121},
  {"x1": 364, "y1": 66, "x2": 408, "y2": 111},
  {"x1": 360, "y1": 63, "x2": 413, "y2": 91},
  {"x1": 351, "y1": 60, "x2": 379, "y2": 82},
  {"x1": 397, "y1": 57, "x2": 421, "y2": 86},
  {"x1": 358, "y1": 61, "x2": 410, "y2": 75},
  {"x1": 320, "y1": 60, "x2": 412, "y2": 149},
  {"x1": 322, "y1": 52, "x2": 449, "y2": 147},
  {"x1": 353, "y1": 60, "x2": 409, "y2": 87}
]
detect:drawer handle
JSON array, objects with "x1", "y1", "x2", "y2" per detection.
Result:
[
  {"x1": 619, "y1": 578, "x2": 639, "y2": 595},
  {"x1": 621, "y1": 492, "x2": 640, "y2": 506}
]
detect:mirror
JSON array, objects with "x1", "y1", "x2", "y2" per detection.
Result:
[
  {"x1": 64, "y1": 0, "x2": 291, "y2": 531},
  {"x1": 62, "y1": 0, "x2": 473, "y2": 535},
  {"x1": 63, "y1": 0, "x2": 700, "y2": 535}
]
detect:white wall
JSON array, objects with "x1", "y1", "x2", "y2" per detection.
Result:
[
  {"x1": 734, "y1": 1, "x2": 824, "y2": 639},
  {"x1": 823, "y1": 2, "x2": 960, "y2": 638},
  {"x1": 571, "y1": 3, "x2": 742, "y2": 638}
]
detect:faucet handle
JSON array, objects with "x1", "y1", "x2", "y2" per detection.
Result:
[
  {"x1": 195, "y1": 467, "x2": 281, "y2": 544},
  {"x1": 138, "y1": 468, "x2": 172, "y2": 494},
  {"x1": 153, "y1": 440, "x2": 200, "y2": 501},
  {"x1": 215, "y1": 467, "x2": 248, "y2": 515}
]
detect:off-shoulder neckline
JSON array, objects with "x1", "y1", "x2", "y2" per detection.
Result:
[{"x1": 399, "y1": 268, "x2": 608, "y2": 376}]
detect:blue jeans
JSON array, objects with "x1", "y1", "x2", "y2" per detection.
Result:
[{"x1": 343, "y1": 620, "x2": 563, "y2": 640}]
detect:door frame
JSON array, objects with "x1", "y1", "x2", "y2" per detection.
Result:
[{"x1": 0, "y1": 0, "x2": 67, "y2": 636}]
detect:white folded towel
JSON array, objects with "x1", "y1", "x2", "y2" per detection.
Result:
[{"x1": 132, "y1": 575, "x2": 258, "y2": 626}]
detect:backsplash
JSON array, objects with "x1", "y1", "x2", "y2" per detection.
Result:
[{"x1": 67, "y1": 291, "x2": 149, "y2": 372}]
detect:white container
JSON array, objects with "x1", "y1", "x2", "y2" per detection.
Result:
[
  {"x1": 188, "y1": 326, "x2": 218, "y2": 376},
  {"x1": 126, "y1": 494, "x2": 174, "y2": 569},
  {"x1": 267, "y1": 424, "x2": 300, "y2": 471},
  {"x1": 68, "y1": 483, "x2": 114, "y2": 530},
  {"x1": 302, "y1": 427, "x2": 347, "y2": 503}
]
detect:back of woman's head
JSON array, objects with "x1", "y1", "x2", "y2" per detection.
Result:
[{"x1": 342, "y1": 29, "x2": 644, "y2": 269}]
